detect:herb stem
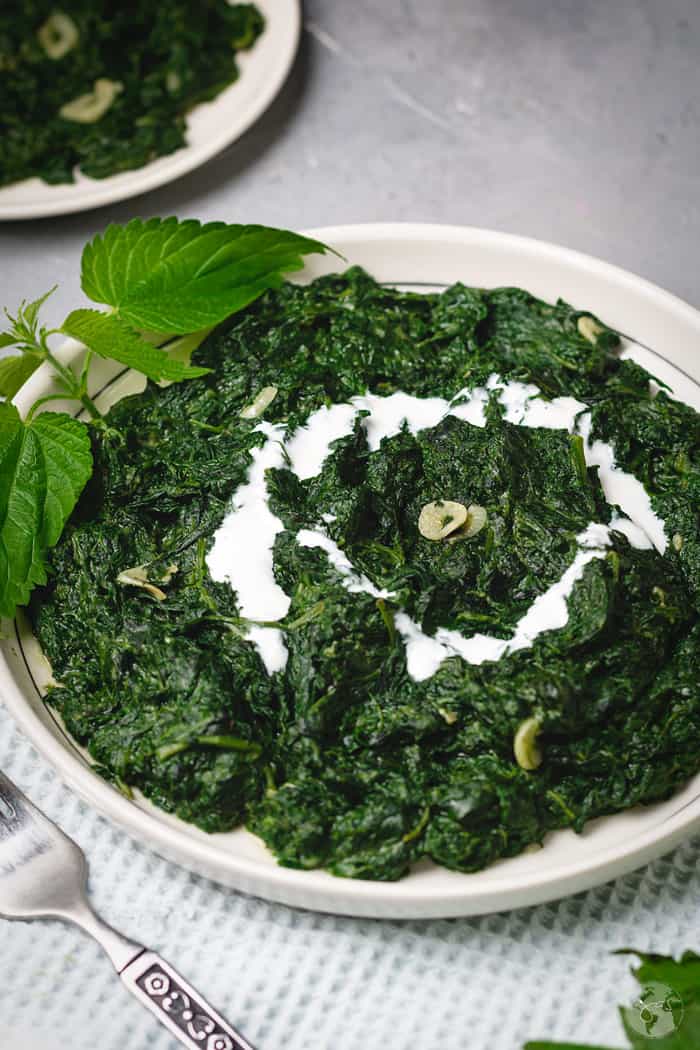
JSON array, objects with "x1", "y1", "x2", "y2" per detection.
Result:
[
  {"x1": 376, "y1": 598, "x2": 396, "y2": 645},
  {"x1": 43, "y1": 345, "x2": 103, "y2": 420},
  {"x1": 282, "y1": 600, "x2": 326, "y2": 631},
  {"x1": 156, "y1": 741, "x2": 189, "y2": 761},
  {"x1": 204, "y1": 601, "x2": 326, "y2": 634},
  {"x1": 78, "y1": 390, "x2": 103, "y2": 421},
  {"x1": 403, "y1": 805, "x2": 431, "y2": 844},
  {"x1": 195, "y1": 735, "x2": 262, "y2": 756},
  {"x1": 25, "y1": 392, "x2": 73, "y2": 422},
  {"x1": 546, "y1": 789, "x2": 577, "y2": 823},
  {"x1": 78, "y1": 347, "x2": 94, "y2": 391}
]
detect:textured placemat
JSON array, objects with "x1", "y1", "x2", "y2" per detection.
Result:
[{"x1": 2, "y1": 699, "x2": 699, "y2": 1050}]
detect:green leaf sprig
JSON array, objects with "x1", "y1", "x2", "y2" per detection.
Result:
[
  {"x1": 524, "y1": 948, "x2": 700, "y2": 1050},
  {"x1": 0, "y1": 218, "x2": 330, "y2": 619}
]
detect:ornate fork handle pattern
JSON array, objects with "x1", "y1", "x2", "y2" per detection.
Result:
[
  {"x1": 0, "y1": 770, "x2": 256, "y2": 1050},
  {"x1": 124, "y1": 952, "x2": 255, "y2": 1050}
]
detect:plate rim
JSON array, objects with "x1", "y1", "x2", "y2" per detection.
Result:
[
  {"x1": 0, "y1": 0, "x2": 301, "y2": 221},
  {"x1": 3, "y1": 221, "x2": 700, "y2": 918}
]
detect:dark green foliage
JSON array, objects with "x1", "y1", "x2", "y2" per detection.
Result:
[
  {"x1": 617, "y1": 949, "x2": 700, "y2": 1049},
  {"x1": 0, "y1": 1, "x2": 263, "y2": 187},
  {"x1": 589, "y1": 383, "x2": 700, "y2": 607},
  {"x1": 526, "y1": 948, "x2": 700, "y2": 1049},
  {"x1": 269, "y1": 415, "x2": 599, "y2": 636},
  {"x1": 31, "y1": 268, "x2": 700, "y2": 879}
]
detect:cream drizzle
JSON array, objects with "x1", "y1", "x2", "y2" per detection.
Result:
[{"x1": 207, "y1": 353, "x2": 673, "y2": 677}]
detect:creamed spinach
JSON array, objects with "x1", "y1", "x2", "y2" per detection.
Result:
[
  {"x1": 0, "y1": 2, "x2": 263, "y2": 187},
  {"x1": 31, "y1": 269, "x2": 700, "y2": 880}
]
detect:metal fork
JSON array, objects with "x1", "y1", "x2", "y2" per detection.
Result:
[{"x1": 0, "y1": 769, "x2": 255, "y2": 1050}]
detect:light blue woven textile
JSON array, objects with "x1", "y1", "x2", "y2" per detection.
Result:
[{"x1": 2, "y1": 702, "x2": 699, "y2": 1050}]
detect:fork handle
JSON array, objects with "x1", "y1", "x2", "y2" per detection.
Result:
[{"x1": 121, "y1": 950, "x2": 256, "y2": 1050}]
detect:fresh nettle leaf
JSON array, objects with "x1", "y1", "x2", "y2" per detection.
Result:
[
  {"x1": 61, "y1": 310, "x2": 210, "y2": 383},
  {"x1": 19, "y1": 288, "x2": 59, "y2": 332},
  {"x1": 525, "y1": 948, "x2": 700, "y2": 1050},
  {"x1": 618, "y1": 949, "x2": 700, "y2": 1050},
  {"x1": 1, "y1": 221, "x2": 328, "y2": 416},
  {"x1": 80, "y1": 218, "x2": 331, "y2": 334},
  {"x1": 0, "y1": 286, "x2": 103, "y2": 417},
  {"x1": 0, "y1": 219, "x2": 329, "y2": 620},
  {"x1": 0, "y1": 402, "x2": 93, "y2": 618},
  {"x1": 1, "y1": 289, "x2": 56, "y2": 355},
  {"x1": 0, "y1": 354, "x2": 42, "y2": 399}
]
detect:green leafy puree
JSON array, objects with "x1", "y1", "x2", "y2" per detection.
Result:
[
  {"x1": 0, "y1": 1, "x2": 263, "y2": 187},
  {"x1": 3, "y1": 224, "x2": 700, "y2": 882}
]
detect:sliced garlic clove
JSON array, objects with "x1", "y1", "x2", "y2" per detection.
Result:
[
  {"x1": 59, "y1": 78, "x2": 123, "y2": 123},
  {"x1": 463, "y1": 503, "x2": 488, "y2": 537},
  {"x1": 240, "y1": 385, "x2": 278, "y2": 419},
  {"x1": 577, "y1": 315, "x2": 604, "y2": 344},
  {"x1": 447, "y1": 503, "x2": 488, "y2": 543},
  {"x1": 116, "y1": 566, "x2": 167, "y2": 601},
  {"x1": 38, "y1": 13, "x2": 79, "y2": 60},
  {"x1": 514, "y1": 717, "x2": 543, "y2": 771},
  {"x1": 418, "y1": 500, "x2": 468, "y2": 541}
]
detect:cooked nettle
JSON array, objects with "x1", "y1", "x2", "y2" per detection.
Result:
[
  {"x1": 4, "y1": 252, "x2": 699, "y2": 880},
  {"x1": 0, "y1": 219, "x2": 330, "y2": 618},
  {"x1": 0, "y1": 2, "x2": 264, "y2": 187}
]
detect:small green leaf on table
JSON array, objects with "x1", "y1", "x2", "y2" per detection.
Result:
[
  {"x1": 616, "y1": 949, "x2": 700, "y2": 1049},
  {"x1": 525, "y1": 949, "x2": 700, "y2": 1050}
]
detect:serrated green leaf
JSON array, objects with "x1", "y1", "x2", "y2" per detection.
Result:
[
  {"x1": 0, "y1": 402, "x2": 92, "y2": 618},
  {"x1": 22, "y1": 286, "x2": 56, "y2": 329},
  {"x1": 81, "y1": 218, "x2": 330, "y2": 334},
  {"x1": 616, "y1": 950, "x2": 700, "y2": 1049},
  {"x1": 525, "y1": 950, "x2": 700, "y2": 1050},
  {"x1": 615, "y1": 949, "x2": 700, "y2": 1001},
  {"x1": 0, "y1": 354, "x2": 41, "y2": 399},
  {"x1": 61, "y1": 310, "x2": 210, "y2": 383},
  {"x1": 0, "y1": 333, "x2": 17, "y2": 349}
]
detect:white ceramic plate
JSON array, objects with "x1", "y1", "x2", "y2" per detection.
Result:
[
  {"x1": 3, "y1": 224, "x2": 700, "y2": 918},
  {"x1": 0, "y1": 0, "x2": 300, "y2": 221}
]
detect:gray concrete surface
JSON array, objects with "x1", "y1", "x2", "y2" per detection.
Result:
[
  {"x1": 0, "y1": 9, "x2": 698, "y2": 1049},
  {"x1": 1, "y1": 0, "x2": 699, "y2": 325}
]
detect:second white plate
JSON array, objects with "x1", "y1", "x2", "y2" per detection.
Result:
[{"x1": 0, "y1": 0, "x2": 300, "y2": 221}]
